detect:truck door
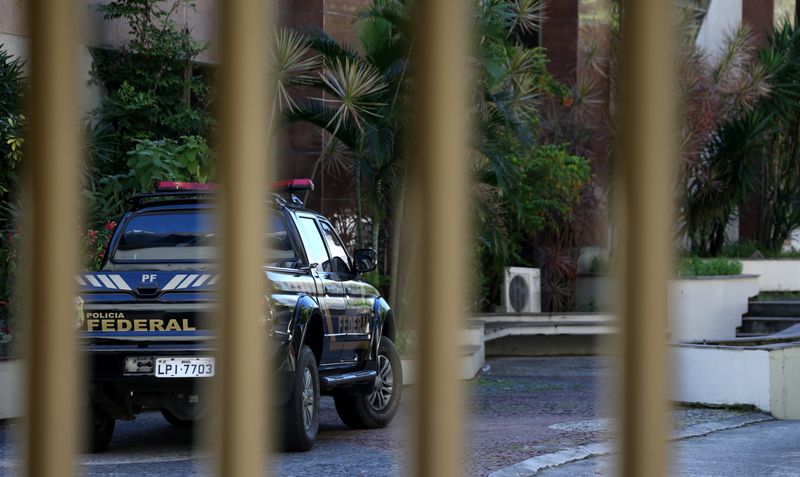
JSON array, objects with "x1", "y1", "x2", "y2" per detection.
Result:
[
  {"x1": 317, "y1": 220, "x2": 372, "y2": 364},
  {"x1": 293, "y1": 214, "x2": 347, "y2": 364}
]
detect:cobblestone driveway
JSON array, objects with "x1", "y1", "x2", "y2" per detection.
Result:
[{"x1": 0, "y1": 356, "x2": 756, "y2": 476}]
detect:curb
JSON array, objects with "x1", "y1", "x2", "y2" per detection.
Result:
[{"x1": 487, "y1": 412, "x2": 773, "y2": 477}]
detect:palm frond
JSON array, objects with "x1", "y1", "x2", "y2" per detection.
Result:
[
  {"x1": 506, "y1": 0, "x2": 546, "y2": 37},
  {"x1": 270, "y1": 29, "x2": 321, "y2": 112},
  {"x1": 315, "y1": 58, "x2": 388, "y2": 134}
]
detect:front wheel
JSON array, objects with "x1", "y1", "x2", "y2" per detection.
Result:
[
  {"x1": 334, "y1": 336, "x2": 402, "y2": 429},
  {"x1": 281, "y1": 345, "x2": 320, "y2": 452},
  {"x1": 88, "y1": 407, "x2": 115, "y2": 453}
]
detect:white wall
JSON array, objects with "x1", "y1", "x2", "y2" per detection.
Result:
[
  {"x1": 741, "y1": 260, "x2": 800, "y2": 292},
  {"x1": 669, "y1": 275, "x2": 759, "y2": 342},
  {"x1": 672, "y1": 345, "x2": 771, "y2": 411},
  {"x1": 0, "y1": 359, "x2": 22, "y2": 419},
  {"x1": 696, "y1": 0, "x2": 743, "y2": 56}
]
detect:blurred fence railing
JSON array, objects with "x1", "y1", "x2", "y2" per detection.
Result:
[{"x1": 22, "y1": 0, "x2": 673, "y2": 476}]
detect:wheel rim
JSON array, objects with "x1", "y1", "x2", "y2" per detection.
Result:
[
  {"x1": 368, "y1": 354, "x2": 394, "y2": 412},
  {"x1": 302, "y1": 367, "x2": 315, "y2": 431}
]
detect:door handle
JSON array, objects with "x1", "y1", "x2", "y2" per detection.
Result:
[{"x1": 324, "y1": 285, "x2": 337, "y2": 295}]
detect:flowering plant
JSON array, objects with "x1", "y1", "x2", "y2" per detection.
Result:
[{"x1": 83, "y1": 221, "x2": 116, "y2": 271}]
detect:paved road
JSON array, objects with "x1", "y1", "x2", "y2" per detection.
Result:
[
  {"x1": 0, "y1": 357, "x2": 608, "y2": 476},
  {"x1": 0, "y1": 396, "x2": 411, "y2": 476},
  {"x1": 0, "y1": 356, "x2": 768, "y2": 476},
  {"x1": 538, "y1": 419, "x2": 800, "y2": 476}
]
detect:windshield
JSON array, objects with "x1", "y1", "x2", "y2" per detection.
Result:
[{"x1": 112, "y1": 211, "x2": 298, "y2": 266}]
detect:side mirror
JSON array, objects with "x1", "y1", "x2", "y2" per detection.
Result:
[{"x1": 353, "y1": 248, "x2": 377, "y2": 274}]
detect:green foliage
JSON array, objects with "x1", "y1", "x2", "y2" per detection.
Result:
[
  {"x1": 86, "y1": 135, "x2": 214, "y2": 221},
  {"x1": 83, "y1": 221, "x2": 117, "y2": 271},
  {"x1": 752, "y1": 291, "x2": 800, "y2": 301},
  {"x1": 91, "y1": 0, "x2": 212, "y2": 155},
  {"x1": 678, "y1": 257, "x2": 743, "y2": 277},
  {"x1": 687, "y1": 20, "x2": 800, "y2": 255},
  {"x1": 0, "y1": 46, "x2": 25, "y2": 197},
  {"x1": 588, "y1": 255, "x2": 610, "y2": 274},
  {"x1": 87, "y1": 0, "x2": 216, "y2": 226},
  {"x1": 719, "y1": 241, "x2": 800, "y2": 259},
  {"x1": 741, "y1": 20, "x2": 800, "y2": 253}
]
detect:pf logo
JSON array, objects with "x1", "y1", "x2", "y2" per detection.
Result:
[{"x1": 141, "y1": 274, "x2": 157, "y2": 284}]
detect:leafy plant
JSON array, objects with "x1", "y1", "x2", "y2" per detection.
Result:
[
  {"x1": 677, "y1": 257, "x2": 743, "y2": 277},
  {"x1": 0, "y1": 45, "x2": 25, "y2": 198},
  {"x1": 86, "y1": 135, "x2": 215, "y2": 222},
  {"x1": 88, "y1": 0, "x2": 215, "y2": 225},
  {"x1": 83, "y1": 221, "x2": 117, "y2": 271}
]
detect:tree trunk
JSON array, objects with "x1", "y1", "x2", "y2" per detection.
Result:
[
  {"x1": 355, "y1": 164, "x2": 364, "y2": 248},
  {"x1": 372, "y1": 212, "x2": 380, "y2": 269},
  {"x1": 389, "y1": 173, "x2": 407, "y2": 306}
]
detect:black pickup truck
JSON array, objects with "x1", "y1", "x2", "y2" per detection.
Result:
[{"x1": 77, "y1": 179, "x2": 401, "y2": 452}]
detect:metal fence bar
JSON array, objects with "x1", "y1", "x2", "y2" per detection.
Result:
[
  {"x1": 214, "y1": 0, "x2": 271, "y2": 475},
  {"x1": 618, "y1": 1, "x2": 674, "y2": 476},
  {"x1": 25, "y1": 0, "x2": 81, "y2": 475},
  {"x1": 412, "y1": 0, "x2": 469, "y2": 474}
]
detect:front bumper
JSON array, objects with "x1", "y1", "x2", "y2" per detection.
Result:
[{"x1": 84, "y1": 340, "x2": 294, "y2": 419}]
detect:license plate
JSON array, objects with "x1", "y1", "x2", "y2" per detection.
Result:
[{"x1": 155, "y1": 357, "x2": 215, "y2": 378}]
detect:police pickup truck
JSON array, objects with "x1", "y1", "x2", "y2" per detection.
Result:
[{"x1": 78, "y1": 179, "x2": 401, "y2": 452}]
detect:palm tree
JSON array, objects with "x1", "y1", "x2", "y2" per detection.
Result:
[{"x1": 273, "y1": 0, "x2": 584, "y2": 310}]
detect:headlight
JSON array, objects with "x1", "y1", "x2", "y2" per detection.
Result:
[{"x1": 73, "y1": 296, "x2": 85, "y2": 330}]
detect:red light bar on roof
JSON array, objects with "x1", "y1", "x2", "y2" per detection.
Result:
[
  {"x1": 155, "y1": 181, "x2": 217, "y2": 192},
  {"x1": 272, "y1": 178, "x2": 314, "y2": 192},
  {"x1": 154, "y1": 179, "x2": 314, "y2": 193}
]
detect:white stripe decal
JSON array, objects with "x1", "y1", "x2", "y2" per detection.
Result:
[
  {"x1": 75, "y1": 276, "x2": 86, "y2": 286},
  {"x1": 85, "y1": 275, "x2": 101, "y2": 287},
  {"x1": 177, "y1": 274, "x2": 198, "y2": 289},
  {"x1": 208, "y1": 275, "x2": 220, "y2": 286},
  {"x1": 110, "y1": 275, "x2": 131, "y2": 290},
  {"x1": 98, "y1": 275, "x2": 117, "y2": 289},
  {"x1": 193, "y1": 274, "x2": 211, "y2": 287},
  {"x1": 162, "y1": 275, "x2": 187, "y2": 291}
]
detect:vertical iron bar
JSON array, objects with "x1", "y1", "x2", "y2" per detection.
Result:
[
  {"x1": 413, "y1": 0, "x2": 469, "y2": 474},
  {"x1": 215, "y1": 0, "x2": 271, "y2": 475},
  {"x1": 25, "y1": 0, "x2": 81, "y2": 475},
  {"x1": 619, "y1": 1, "x2": 674, "y2": 476}
]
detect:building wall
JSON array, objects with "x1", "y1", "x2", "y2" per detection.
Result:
[
  {"x1": 0, "y1": 0, "x2": 580, "y2": 216},
  {"x1": 542, "y1": 0, "x2": 578, "y2": 84}
]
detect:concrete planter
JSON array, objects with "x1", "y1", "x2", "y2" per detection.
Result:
[
  {"x1": 672, "y1": 341, "x2": 800, "y2": 418},
  {"x1": 669, "y1": 275, "x2": 759, "y2": 342},
  {"x1": 0, "y1": 358, "x2": 21, "y2": 420},
  {"x1": 741, "y1": 260, "x2": 800, "y2": 292},
  {"x1": 575, "y1": 274, "x2": 614, "y2": 311}
]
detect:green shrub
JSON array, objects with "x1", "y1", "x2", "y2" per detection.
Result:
[
  {"x1": 588, "y1": 255, "x2": 610, "y2": 274},
  {"x1": 720, "y1": 241, "x2": 800, "y2": 259},
  {"x1": 678, "y1": 257, "x2": 743, "y2": 277}
]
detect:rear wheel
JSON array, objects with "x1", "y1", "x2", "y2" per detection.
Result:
[
  {"x1": 88, "y1": 407, "x2": 115, "y2": 453},
  {"x1": 334, "y1": 336, "x2": 402, "y2": 429},
  {"x1": 281, "y1": 345, "x2": 319, "y2": 451}
]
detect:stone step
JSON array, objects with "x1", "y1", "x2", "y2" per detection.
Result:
[
  {"x1": 746, "y1": 301, "x2": 800, "y2": 318},
  {"x1": 737, "y1": 316, "x2": 800, "y2": 336}
]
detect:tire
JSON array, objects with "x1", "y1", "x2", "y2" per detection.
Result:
[
  {"x1": 334, "y1": 336, "x2": 402, "y2": 429},
  {"x1": 88, "y1": 407, "x2": 115, "y2": 453},
  {"x1": 161, "y1": 408, "x2": 194, "y2": 427},
  {"x1": 281, "y1": 345, "x2": 320, "y2": 452}
]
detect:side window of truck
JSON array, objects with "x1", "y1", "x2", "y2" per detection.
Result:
[
  {"x1": 266, "y1": 213, "x2": 300, "y2": 269},
  {"x1": 318, "y1": 221, "x2": 351, "y2": 275},
  {"x1": 296, "y1": 216, "x2": 331, "y2": 272}
]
